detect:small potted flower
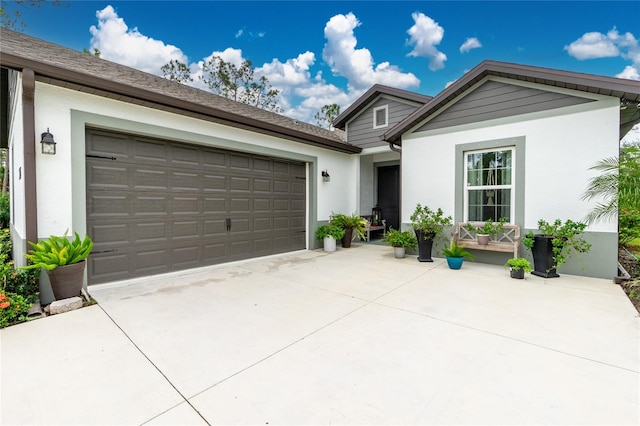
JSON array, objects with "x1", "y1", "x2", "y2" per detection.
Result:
[
  {"x1": 384, "y1": 228, "x2": 417, "y2": 259},
  {"x1": 504, "y1": 257, "x2": 532, "y2": 279}
]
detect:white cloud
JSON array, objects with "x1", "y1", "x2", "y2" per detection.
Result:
[
  {"x1": 89, "y1": 5, "x2": 187, "y2": 76},
  {"x1": 406, "y1": 12, "x2": 447, "y2": 71},
  {"x1": 460, "y1": 37, "x2": 481, "y2": 53},
  {"x1": 322, "y1": 12, "x2": 420, "y2": 91},
  {"x1": 566, "y1": 28, "x2": 640, "y2": 80}
]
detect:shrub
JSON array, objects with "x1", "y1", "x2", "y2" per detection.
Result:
[
  {"x1": 619, "y1": 208, "x2": 640, "y2": 245},
  {"x1": 0, "y1": 291, "x2": 32, "y2": 328},
  {"x1": 1, "y1": 254, "x2": 40, "y2": 304},
  {"x1": 0, "y1": 228, "x2": 11, "y2": 259},
  {"x1": 315, "y1": 224, "x2": 345, "y2": 240},
  {"x1": 384, "y1": 228, "x2": 417, "y2": 249},
  {"x1": 0, "y1": 193, "x2": 9, "y2": 230}
]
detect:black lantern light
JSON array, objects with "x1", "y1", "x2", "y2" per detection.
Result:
[
  {"x1": 40, "y1": 128, "x2": 57, "y2": 155},
  {"x1": 372, "y1": 204, "x2": 381, "y2": 226},
  {"x1": 321, "y1": 170, "x2": 330, "y2": 182}
]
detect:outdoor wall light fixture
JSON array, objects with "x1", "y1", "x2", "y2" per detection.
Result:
[
  {"x1": 40, "y1": 128, "x2": 57, "y2": 155},
  {"x1": 321, "y1": 170, "x2": 330, "y2": 182}
]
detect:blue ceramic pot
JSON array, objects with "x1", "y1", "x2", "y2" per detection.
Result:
[{"x1": 446, "y1": 256, "x2": 464, "y2": 270}]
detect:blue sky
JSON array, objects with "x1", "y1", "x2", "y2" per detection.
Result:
[{"x1": 8, "y1": 0, "x2": 640, "y2": 124}]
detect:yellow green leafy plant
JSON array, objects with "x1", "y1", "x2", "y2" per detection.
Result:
[{"x1": 20, "y1": 231, "x2": 93, "y2": 271}]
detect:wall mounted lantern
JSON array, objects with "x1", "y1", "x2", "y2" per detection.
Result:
[
  {"x1": 40, "y1": 128, "x2": 57, "y2": 155},
  {"x1": 321, "y1": 170, "x2": 330, "y2": 182}
]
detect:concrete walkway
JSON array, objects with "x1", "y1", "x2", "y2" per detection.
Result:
[{"x1": 1, "y1": 244, "x2": 639, "y2": 425}]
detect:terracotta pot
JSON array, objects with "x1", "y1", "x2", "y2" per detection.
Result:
[{"x1": 47, "y1": 261, "x2": 86, "y2": 300}]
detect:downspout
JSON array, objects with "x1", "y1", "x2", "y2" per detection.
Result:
[
  {"x1": 387, "y1": 140, "x2": 402, "y2": 229},
  {"x1": 22, "y1": 68, "x2": 37, "y2": 246}
]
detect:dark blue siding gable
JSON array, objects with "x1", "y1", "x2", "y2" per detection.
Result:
[
  {"x1": 348, "y1": 96, "x2": 422, "y2": 149},
  {"x1": 416, "y1": 80, "x2": 594, "y2": 132}
]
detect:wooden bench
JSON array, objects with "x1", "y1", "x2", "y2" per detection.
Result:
[
  {"x1": 451, "y1": 222, "x2": 521, "y2": 258},
  {"x1": 361, "y1": 215, "x2": 386, "y2": 242}
]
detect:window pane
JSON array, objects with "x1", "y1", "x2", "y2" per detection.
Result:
[{"x1": 467, "y1": 189, "x2": 511, "y2": 222}]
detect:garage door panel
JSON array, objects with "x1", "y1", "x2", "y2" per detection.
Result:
[
  {"x1": 133, "y1": 222, "x2": 168, "y2": 244},
  {"x1": 230, "y1": 176, "x2": 250, "y2": 191},
  {"x1": 203, "y1": 175, "x2": 227, "y2": 191},
  {"x1": 134, "y1": 168, "x2": 168, "y2": 189},
  {"x1": 88, "y1": 164, "x2": 129, "y2": 189},
  {"x1": 87, "y1": 129, "x2": 306, "y2": 284},
  {"x1": 171, "y1": 172, "x2": 201, "y2": 191},
  {"x1": 173, "y1": 196, "x2": 200, "y2": 215},
  {"x1": 174, "y1": 221, "x2": 200, "y2": 239},
  {"x1": 88, "y1": 194, "x2": 130, "y2": 217}
]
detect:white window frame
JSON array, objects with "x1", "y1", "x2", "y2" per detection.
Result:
[
  {"x1": 463, "y1": 147, "x2": 515, "y2": 223},
  {"x1": 373, "y1": 105, "x2": 388, "y2": 129}
]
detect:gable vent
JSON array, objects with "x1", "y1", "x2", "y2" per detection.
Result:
[{"x1": 373, "y1": 105, "x2": 388, "y2": 129}]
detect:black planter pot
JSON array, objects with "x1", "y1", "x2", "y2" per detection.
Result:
[
  {"x1": 531, "y1": 235, "x2": 560, "y2": 278},
  {"x1": 510, "y1": 268, "x2": 525, "y2": 279},
  {"x1": 415, "y1": 230, "x2": 436, "y2": 262},
  {"x1": 341, "y1": 228, "x2": 354, "y2": 248}
]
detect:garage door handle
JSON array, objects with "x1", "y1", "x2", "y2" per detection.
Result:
[
  {"x1": 226, "y1": 217, "x2": 231, "y2": 232},
  {"x1": 92, "y1": 249, "x2": 118, "y2": 254}
]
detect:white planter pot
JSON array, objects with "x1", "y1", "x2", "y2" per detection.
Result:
[
  {"x1": 323, "y1": 236, "x2": 337, "y2": 252},
  {"x1": 393, "y1": 247, "x2": 406, "y2": 259}
]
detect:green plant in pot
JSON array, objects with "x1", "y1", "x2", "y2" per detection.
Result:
[
  {"x1": 504, "y1": 257, "x2": 532, "y2": 279},
  {"x1": 465, "y1": 217, "x2": 507, "y2": 245},
  {"x1": 21, "y1": 231, "x2": 93, "y2": 300},
  {"x1": 315, "y1": 224, "x2": 345, "y2": 253},
  {"x1": 441, "y1": 241, "x2": 475, "y2": 270},
  {"x1": 331, "y1": 213, "x2": 367, "y2": 248},
  {"x1": 523, "y1": 219, "x2": 591, "y2": 278},
  {"x1": 384, "y1": 228, "x2": 417, "y2": 259},
  {"x1": 410, "y1": 204, "x2": 452, "y2": 262}
]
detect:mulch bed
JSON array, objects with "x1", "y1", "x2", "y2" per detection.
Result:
[{"x1": 618, "y1": 246, "x2": 640, "y2": 314}]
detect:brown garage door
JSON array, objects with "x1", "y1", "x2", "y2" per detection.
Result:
[{"x1": 86, "y1": 129, "x2": 306, "y2": 284}]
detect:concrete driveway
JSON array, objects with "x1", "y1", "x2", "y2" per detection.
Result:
[{"x1": 1, "y1": 244, "x2": 639, "y2": 425}]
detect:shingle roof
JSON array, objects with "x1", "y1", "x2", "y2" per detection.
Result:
[
  {"x1": 383, "y1": 60, "x2": 640, "y2": 143},
  {"x1": 332, "y1": 84, "x2": 432, "y2": 129},
  {"x1": 0, "y1": 28, "x2": 360, "y2": 154}
]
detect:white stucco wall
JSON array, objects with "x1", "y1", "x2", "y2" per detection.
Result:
[
  {"x1": 402, "y1": 97, "x2": 620, "y2": 233},
  {"x1": 30, "y1": 82, "x2": 358, "y2": 244}
]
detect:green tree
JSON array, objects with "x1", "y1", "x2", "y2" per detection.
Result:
[
  {"x1": 161, "y1": 59, "x2": 192, "y2": 83},
  {"x1": 314, "y1": 103, "x2": 340, "y2": 129},
  {"x1": 582, "y1": 142, "x2": 640, "y2": 224},
  {"x1": 201, "y1": 56, "x2": 282, "y2": 113},
  {"x1": 1, "y1": 0, "x2": 64, "y2": 30},
  {"x1": 82, "y1": 47, "x2": 100, "y2": 57}
]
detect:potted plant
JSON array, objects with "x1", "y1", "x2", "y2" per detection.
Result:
[
  {"x1": 441, "y1": 241, "x2": 475, "y2": 270},
  {"x1": 410, "y1": 204, "x2": 452, "y2": 262},
  {"x1": 465, "y1": 217, "x2": 507, "y2": 245},
  {"x1": 523, "y1": 219, "x2": 591, "y2": 278},
  {"x1": 21, "y1": 231, "x2": 93, "y2": 300},
  {"x1": 384, "y1": 228, "x2": 417, "y2": 259},
  {"x1": 504, "y1": 257, "x2": 532, "y2": 279},
  {"x1": 331, "y1": 213, "x2": 367, "y2": 248},
  {"x1": 315, "y1": 224, "x2": 345, "y2": 253}
]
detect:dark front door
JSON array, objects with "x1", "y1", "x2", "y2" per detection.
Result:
[{"x1": 377, "y1": 165, "x2": 399, "y2": 231}]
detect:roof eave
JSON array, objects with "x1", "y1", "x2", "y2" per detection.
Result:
[{"x1": 0, "y1": 51, "x2": 361, "y2": 154}]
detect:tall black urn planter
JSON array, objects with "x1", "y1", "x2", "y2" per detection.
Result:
[
  {"x1": 341, "y1": 228, "x2": 354, "y2": 248},
  {"x1": 415, "y1": 230, "x2": 436, "y2": 262},
  {"x1": 531, "y1": 235, "x2": 560, "y2": 278}
]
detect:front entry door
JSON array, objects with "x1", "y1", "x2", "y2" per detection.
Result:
[{"x1": 377, "y1": 165, "x2": 399, "y2": 230}]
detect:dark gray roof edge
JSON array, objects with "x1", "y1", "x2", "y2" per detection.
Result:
[
  {"x1": 333, "y1": 84, "x2": 432, "y2": 129},
  {"x1": 0, "y1": 28, "x2": 361, "y2": 154},
  {"x1": 383, "y1": 60, "x2": 640, "y2": 143}
]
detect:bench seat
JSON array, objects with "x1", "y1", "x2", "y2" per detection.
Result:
[{"x1": 451, "y1": 222, "x2": 521, "y2": 258}]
